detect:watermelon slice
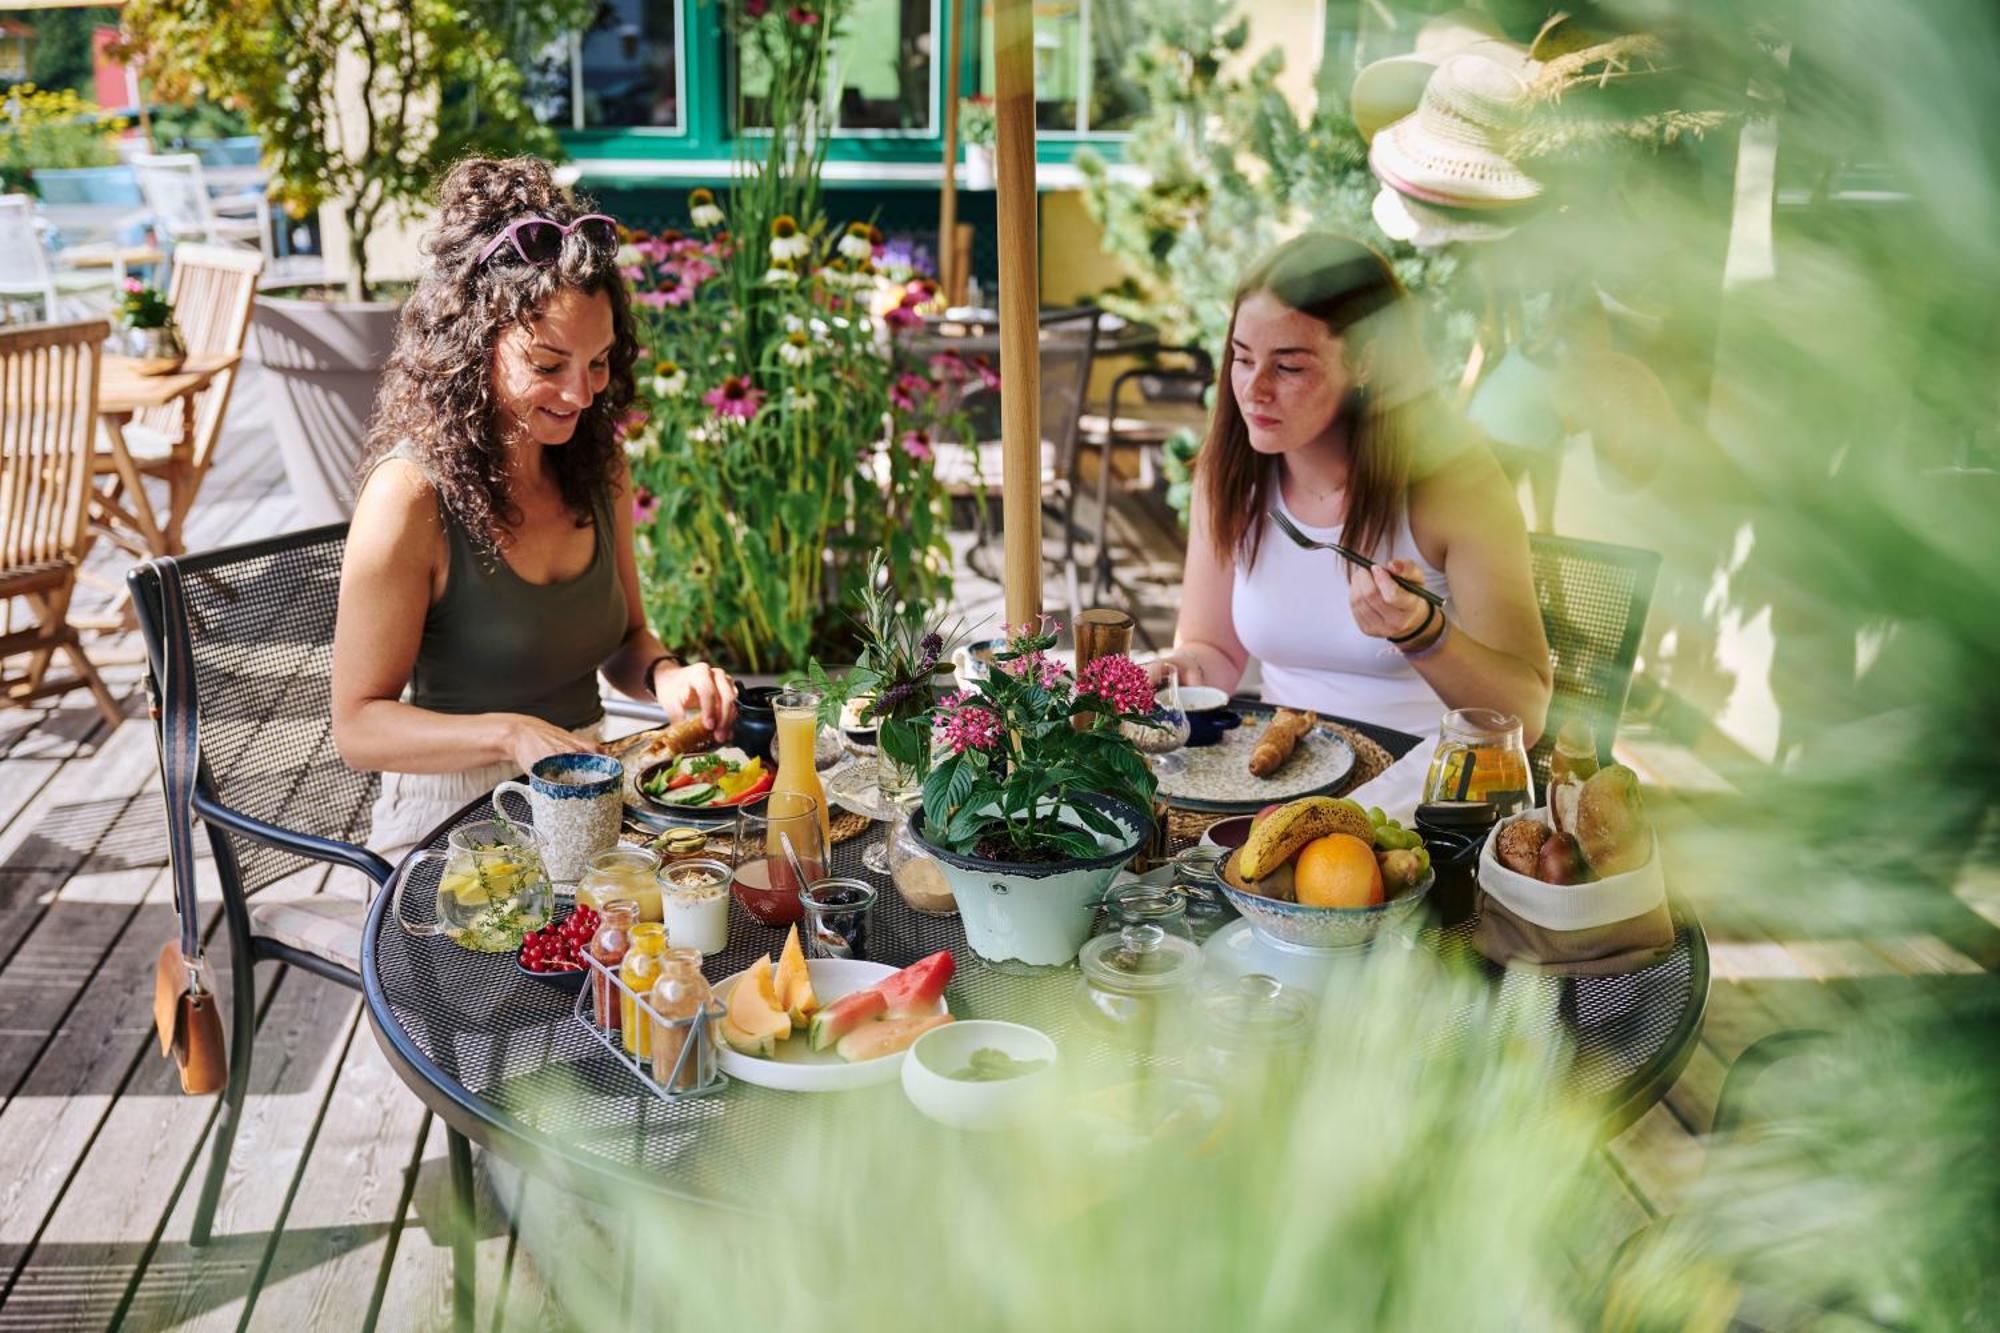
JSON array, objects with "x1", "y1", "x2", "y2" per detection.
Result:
[
  {"x1": 873, "y1": 950, "x2": 955, "y2": 1018},
  {"x1": 807, "y1": 986, "x2": 888, "y2": 1052}
]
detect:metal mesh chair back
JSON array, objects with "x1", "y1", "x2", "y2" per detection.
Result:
[
  {"x1": 1528, "y1": 535, "x2": 1662, "y2": 791},
  {"x1": 139, "y1": 525, "x2": 379, "y2": 895}
]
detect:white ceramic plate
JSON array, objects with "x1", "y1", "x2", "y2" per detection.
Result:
[{"x1": 711, "y1": 958, "x2": 949, "y2": 1092}]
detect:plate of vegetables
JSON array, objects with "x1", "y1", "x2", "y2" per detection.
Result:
[{"x1": 636, "y1": 746, "x2": 773, "y2": 822}]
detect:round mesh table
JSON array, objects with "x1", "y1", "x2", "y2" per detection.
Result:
[{"x1": 364, "y1": 773, "x2": 1707, "y2": 1205}]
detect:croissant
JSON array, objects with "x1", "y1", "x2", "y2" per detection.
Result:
[
  {"x1": 662, "y1": 716, "x2": 713, "y2": 755},
  {"x1": 1249, "y1": 709, "x2": 1316, "y2": 778}
]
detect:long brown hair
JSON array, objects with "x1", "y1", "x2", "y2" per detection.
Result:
[
  {"x1": 363, "y1": 157, "x2": 638, "y2": 556},
  {"x1": 1199, "y1": 233, "x2": 1445, "y2": 569}
]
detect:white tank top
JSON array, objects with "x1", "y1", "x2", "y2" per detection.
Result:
[{"x1": 1231, "y1": 486, "x2": 1450, "y2": 738}]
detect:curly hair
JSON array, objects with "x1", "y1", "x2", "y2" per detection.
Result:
[{"x1": 362, "y1": 157, "x2": 638, "y2": 556}]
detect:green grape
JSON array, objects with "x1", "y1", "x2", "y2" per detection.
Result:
[{"x1": 1368, "y1": 806, "x2": 1387, "y2": 825}]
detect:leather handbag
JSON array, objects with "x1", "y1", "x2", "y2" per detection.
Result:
[{"x1": 148, "y1": 558, "x2": 227, "y2": 1096}]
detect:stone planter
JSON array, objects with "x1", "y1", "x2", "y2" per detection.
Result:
[
  {"x1": 915, "y1": 793, "x2": 1150, "y2": 969},
  {"x1": 249, "y1": 291, "x2": 401, "y2": 525}
]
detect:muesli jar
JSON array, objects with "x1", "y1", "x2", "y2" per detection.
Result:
[{"x1": 659, "y1": 857, "x2": 731, "y2": 956}]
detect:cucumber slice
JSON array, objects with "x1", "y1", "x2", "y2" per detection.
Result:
[{"x1": 661, "y1": 781, "x2": 718, "y2": 806}]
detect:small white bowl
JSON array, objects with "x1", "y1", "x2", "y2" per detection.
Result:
[
  {"x1": 1177, "y1": 684, "x2": 1231, "y2": 712},
  {"x1": 902, "y1": 1019, "x2": 1059, "y2": 1132}
]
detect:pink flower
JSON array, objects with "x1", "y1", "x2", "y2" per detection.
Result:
[
  {"x1": 969, "y1": 354, "x2": 1001, "y2": 391},
  {"x1": 1000, "y1": 650, "x2": 1065, "y2": 689},
  {"x1": 927, "y1": 349, "x2": 970, "y2": 383},
  {"x1": 1076, "y1": 654, "x2": 1155, "y2": 715},
  {"x1": 620, "y1": 265, "x2": 647, "y2": 284},
  {"x1": 744, "y1": 0, "x2": 768, "y2": 14},
  {"x1": 703, "y1": 376, "x2": 766, "y2": 420},
  {"x1": 619, "y1": 407, "x2": 649, "y2": 437},
  {"x1": 787, "y1": 4, "x2": 819, "y2": 22},
  {"x1": 882, "y1": 303, "x2": 921, "y2": 331},
  {"x1": 676, "y1": 255, "x2": 719, "y2": 286},
  {"x1": 638, "y1": 238, "x2": 673, "y2": 264},
  {"x1": 632, "y1": 486, "x2": 660, "y2": 525},
  {"x1": 889, "y1": 372, "x2": 931, "y2": 412},
  {"x1": 634, "y1": 290, "x2": 671, "y2": 309},
  {"x1": 940, "y1": 703, "x2": 1002, "y2": 754},
  {"x1": 122, "y1": 277, "x2": 144, "y2": 294},
  {"x1": 899, "y1": 429, "x2": 933, "y2": 462}
]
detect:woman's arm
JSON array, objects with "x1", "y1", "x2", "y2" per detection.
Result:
[
  {"x1": 599, "y1": 460, "x2": 738, "y2": 738},
  {"x1": 1350, "y1": 448, "x2": 1553, "y2": 744},
  {"x1": 1151, "y1": 483, "x2": 1253, "y2": 692},
  {"x1": 331, "y1": 459, "x2": 597, "y2": 774}
]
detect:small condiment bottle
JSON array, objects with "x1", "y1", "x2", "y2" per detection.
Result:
[
  {"x1": 648, "y1": 949, "x2": 713, "y2": 1092},
  {"x1": 587, "y1": 899, "x2": 641, "y2": 1034},
  {"x1": 659, "y1": 857, "x2": 731, "y2": 955},
  {"x1": 1189, "y1": 973, "x2": 1313, "y2": 1102},
  {"x1": 620, "y1": 922, "x2": 669, "y2": 1058},
  {"x1": 1075, "y1": 923, "x2": 1203, "y2": 1052}
]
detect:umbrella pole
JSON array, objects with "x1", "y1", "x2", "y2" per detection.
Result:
[
  {"x1": 992, "y1": 0, "x2": 1041, "y2": 628},
  {"x1": 937, "y1": 0, "x2": 965, "y2": 305}
]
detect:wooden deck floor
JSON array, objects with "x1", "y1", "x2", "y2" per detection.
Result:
[{"x1": 1, "y1": 366, "x2": 1993, "y2": 1331}]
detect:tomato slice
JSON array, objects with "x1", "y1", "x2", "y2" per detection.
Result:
[{"x1": 667, "y1": 770, "x2": 698, "y2": 790}]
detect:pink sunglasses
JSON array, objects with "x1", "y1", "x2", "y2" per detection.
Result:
[{"x1": 475, "y1": 213, "x2": 620, "y2": 267}]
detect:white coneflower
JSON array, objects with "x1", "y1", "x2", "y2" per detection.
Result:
[
  {"x1": 688, "y1": 187, "x2": 724, "y2": 229},
  {"x1": 836, "y1": 222, "x2": 873, "y2": 262},
  {"x1": 650, "y1": 360, "x2": 687, "y2": 398},
  {"x1": 779, "y1": 329, "x2": 813, "y2": 366},
  {"x1": 768, "y1": 214, "x2": 812, "y2": 263},
  {"x1": 762, "y1": 264, "x2": 799, "y2": 287},
  {"x1": 783, "y1": 312, "x2": 806, "y2": 334},
  {"x1": 615, "y1": 243, "x2": 644, "y2": 268},
  {"x1": 784, "y1": 387, "x2": 819, "y2": 412}
]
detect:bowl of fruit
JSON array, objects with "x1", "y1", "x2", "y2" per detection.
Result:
[
  {"x1": 1218, "y1": 798, "x2": 1434, "y2": 950},
  {"x1": 515, "y1": 903, "x2": 599, "y2": 991}
]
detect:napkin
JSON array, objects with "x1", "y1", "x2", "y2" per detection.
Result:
[{"x1": 1343, "y1": 742, "x2": 1433, "y2": 826}]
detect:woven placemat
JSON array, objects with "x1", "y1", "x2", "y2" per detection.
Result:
[{"x1": 1165, "y1": 721, "x2": 1396, "y2": 843}]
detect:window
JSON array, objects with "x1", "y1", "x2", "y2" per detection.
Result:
[
  {"x1": 978, "y1": 0, "x2": 1144, "y2": 135},
  {"x1": 527, "y1": 0, "x2": 684, "y2": 131},
  {"x1": 738, "y1": 0, "x2": 937, "y2": 134}
]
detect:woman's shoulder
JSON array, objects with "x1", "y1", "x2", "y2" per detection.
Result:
[{"x1": 353, "y1": 452, "x2": 445, "y2": 540}]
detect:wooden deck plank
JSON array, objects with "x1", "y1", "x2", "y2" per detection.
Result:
[
  {"x1": 1603, "y1": 1102, "x2": 1706, "y2": 1218},
  {"x1": 373, "y1": 1121, "x2": 526, "y2": 1333}
]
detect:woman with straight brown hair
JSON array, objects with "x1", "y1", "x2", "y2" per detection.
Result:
[{"x1": 1150, "y1": 233, "x2": 1551, "y2": 741}]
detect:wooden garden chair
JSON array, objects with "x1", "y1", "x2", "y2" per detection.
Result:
[
  {"x1": 1, "y1": 320, "x2": 123, "y2": 727},
  {"x1": 93, "y1": 243, "x2": 263, "y2": 556}
]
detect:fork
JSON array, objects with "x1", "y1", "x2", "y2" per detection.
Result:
[{"x1": 1267, "y1": 508, "x2": 1447, "y2": 609}]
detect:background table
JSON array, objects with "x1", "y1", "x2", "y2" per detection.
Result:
[
  {"x1": 94, "y1": 351, "x2": 240, "y2": 557},
  {"x1": 364, "y1": 719, "x2": 1707, "y2": 1207}
]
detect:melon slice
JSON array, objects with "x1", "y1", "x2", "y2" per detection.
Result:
[
  {"x1": 874, "y1": 950, "x2": 954, "y2": 1017},
  {"x1": 774, "y1": 925, "x2": 818, "y2": 1025},
  {"x1": 808, "y1": 987, "x2": 888, "y2": 1052},
  {"x1": 835, "y1": 1012, "x2": 952, "y2": 1063},
  {"x1": 723, "y1": 954, "x2": 791, "y2": 1057}
]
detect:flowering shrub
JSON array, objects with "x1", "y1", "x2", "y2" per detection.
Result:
[
  {"x1": 920, "y1": 619, "x2": 1159, "y2": 861},
  {"x1": 620, "y1": 0, "x2": 988, "y2": 673},
  {"x1": 1, "y1": 85, "x2": 128, "y2": 196},
  {"x1": 116, "y1": 279, "x2": 174, "y2": 330}
]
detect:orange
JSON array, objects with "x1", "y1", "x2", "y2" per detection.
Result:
[{"x1": 1293, "y1": 833, "x2": 1384, "y2": 908}]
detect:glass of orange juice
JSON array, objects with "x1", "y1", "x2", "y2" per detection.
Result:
[{"x1": 1422, "y1": 708, "x2": 1534, "y2": 816}]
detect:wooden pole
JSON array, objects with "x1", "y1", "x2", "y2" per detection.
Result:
[
  {"x1": 936, "y1": 0, "x2": 965, "y2": 306},
  {"x1": 993, "y1": 0, "x2": 1041, "y2": 629}
]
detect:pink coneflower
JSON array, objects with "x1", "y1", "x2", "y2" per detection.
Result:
[
  {"x1": 889, "y1": 372, "x2": 931, "y2": 412},
  {"x1": 1076, "y1": 654, "x2": 1154, "y2": 715},
  {"x1": 633, "y1": 486, "x2": 660, "y2": 525},
  {"x1": 638, "y1": 238, "x2": 673, "y2": 265},
  {"x1": 703, "y1": 376, "x2": 765, "y2": 420},
  {"x1": 620, "y1": 265, "x2": 647, "y2": 284},
  {"x1": 940, "y1": 702, "x2": 1002, "y2": 754},
  {"x1": 906, "y1": 277, "x2": 937, "y2": 305},
  {"x1": 619, "y1": 407, "x2": 649, "y2": 437},
  {"x1": 969, "y1": 354, "x2": 1001, "y2": 391},
  {"x1": 788, "y1": 5, "x2": 820, "y2": 24},
  {"x1": 928, "y1": 349, "x2": 970, "y2": 383},
  {"x1": 676, "y1": 255, "x2": 719, "y2": 286},
  {"x1": 882, "y1": 303, "x2": 921, "y2": 331},
  {"x1": 899, "y1": 429, "x2": 933, "y2": 462}
]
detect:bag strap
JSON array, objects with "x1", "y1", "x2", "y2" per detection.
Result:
[{"x1": 151, "y1": 558, "x2": 206, "y2": 974}]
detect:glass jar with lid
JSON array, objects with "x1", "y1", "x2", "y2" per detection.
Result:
[
  {"x1": 577, "y1": 845, "x2": 663, "y2": 920},
  {"x1": 1101, "y1": 882, "x2": 1193, "y2": 943},
  {"x1": 885, "y1": 793, "x2": 956, "y2": 916},
  {"x1": 1166, "y1": 844, "x2": 1232, "y2": 937},
  {"x1": 1075, "y1": 923, "x2": 1203, "y2": 1051},
  {"x1": 1423, "y1": 708, "x2": 1534, "y2": 816},
  {"x1": 1188, "y1": 973, "x2": 1314, "y2": 1100}
]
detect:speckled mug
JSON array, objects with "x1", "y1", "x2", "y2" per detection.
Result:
[{"x1": 493, "y1": 753, "x2": 624, "y2": 883}]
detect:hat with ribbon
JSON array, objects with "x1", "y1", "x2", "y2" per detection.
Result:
[
  {"x1": 1369, "y1": 52, "x2": 1542, "y2": 211},
  {"x1": 1350, "y1": 8, "x2": 1534, "y2": 143}
]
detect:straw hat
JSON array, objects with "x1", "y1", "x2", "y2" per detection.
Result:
[
  {"x1": 1369, "y1": 53, "x2": 1541, "y2": 209},
  {"x1": 1349, "y1": 9, "x2": 1533, "y2": 143},
  {"x1": 1371, "y1": 184, "x2": 1520, "y2": 247}
]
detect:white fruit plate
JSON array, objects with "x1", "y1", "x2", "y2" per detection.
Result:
[{"x1": 711, "y1": 958, "x2": 949, "y2": 1092}]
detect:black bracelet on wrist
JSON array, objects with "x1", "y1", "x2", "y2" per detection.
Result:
[
  {"x1": 644, "y1": 654, "x2": 679, "y2": 700},
  {"x1": 1387, "y1": 602, "x2": 1439, "y2": 646}
]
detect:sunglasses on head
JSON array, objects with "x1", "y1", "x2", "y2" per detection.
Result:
[{"x1": 476, "y1": 213, "x2": 619, "y2": 268}]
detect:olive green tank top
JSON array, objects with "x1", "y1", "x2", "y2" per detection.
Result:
[{"x1": 398, "y1": 456, "x2": 628, "y2": 731}]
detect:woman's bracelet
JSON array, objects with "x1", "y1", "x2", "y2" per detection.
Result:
[
  {"x1": 1387, "y1": 602, "x2": 1439, "y2": 645},
  {"x1": 644, "y1": 654, "x2": 680, "y2": 700},
  {"x1": 1397, "y1": 614, "x2": 1451, "y2": 661}
]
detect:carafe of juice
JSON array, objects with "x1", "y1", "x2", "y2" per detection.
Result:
[
  {"x1": 770, "y1": 688, "x2": 832, "y2": 847},
  {"x1": 620, "y1": 923, "x2": 669, "y2": 1058}
]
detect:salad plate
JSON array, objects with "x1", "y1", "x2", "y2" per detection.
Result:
[{"x1": 633, "y1": 746, "x2": 773, "y2": 825}]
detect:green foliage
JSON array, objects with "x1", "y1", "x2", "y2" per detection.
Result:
[
  {"x1": 957, "y1": 94, "x2": 995, "y2": 149},
  {"x1": 920, "y1": 618, "x2": 1158, "y2": 859},
  {"x1": 23, "y1": 8, "x2": 116, "y2": 97},
  {"x1": 116, "y1": 279, "x2": 172, "y2": 330},
  {"x1": 1, "y1": 84, "x2": 127, "y2": 191},
  {"x1": 807, "y1": 551, "x2": 961, "y2": 772},
  {"x1": 117, "y1": 0, "x2": 593, "y2": 299}
]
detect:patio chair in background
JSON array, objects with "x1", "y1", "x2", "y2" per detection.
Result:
[
  {"x1": 1, "y1": 320, "x2": 122, "y2": 726},
  {"x1": 1528, "y1": 534, "x2": 1663, "y2": 790},
  {"x1": 94, "y1": 243, "x2": 263, "y2": 553},
  {"x1": 131, "y1": 153, "x2": 273, "y2": 264},
  {"x1": 0, "y1": 193, "x2": 122, "y2": 322},
  {"x1": 933, "y1": 307, "x2": 1101, "y2": 574}
]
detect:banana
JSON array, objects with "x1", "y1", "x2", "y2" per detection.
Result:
[{"x1": 1238, "y1": 797, "x2": 1375, "y2": 880}]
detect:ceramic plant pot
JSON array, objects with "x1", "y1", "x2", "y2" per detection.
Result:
[{"x1": 916, "y1": 794, "x2": 1150, "y2": 968}]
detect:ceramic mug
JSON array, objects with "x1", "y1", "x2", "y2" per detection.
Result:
[
  {"x1": 493, "y1": 752, "x2": 624, "y2": 883},
  {"x1": 1179, "y1": 685, "x2": 1242, "y2": 748}
]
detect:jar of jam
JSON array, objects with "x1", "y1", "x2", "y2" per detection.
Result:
[
  {"x1": 587, "y1": 899, "x2": 640, "y2": 1034},
  {"x1": 620, "y1": 923, "x2": 669, "y2": 1057},
  {"x1": 578, "y1": 845, "x2": 663, "y2": 920}
]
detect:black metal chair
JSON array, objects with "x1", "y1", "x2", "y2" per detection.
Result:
[
  {"x1": 1527, "y1": 534, "x2": 1663, "y2": 790},
  {"x1": 127, "y1": 525, "x2": 409, "y2": 1245}
]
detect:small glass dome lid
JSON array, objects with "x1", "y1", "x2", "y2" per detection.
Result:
[{"x1": 1078, "y1": 923, "x2": 1203, "y2": 995}]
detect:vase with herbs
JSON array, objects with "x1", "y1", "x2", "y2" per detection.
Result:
[
  {"x1": 115, "y1": 278, "x2": 185, "y2": 374},
  {"x1": 915, "y1": 618, "x2": 1160, "y2": 969}
]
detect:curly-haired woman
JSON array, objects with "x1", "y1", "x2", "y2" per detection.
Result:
[{"x1": 333, "y1": 156, "x2": 738, "y2": 857}]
